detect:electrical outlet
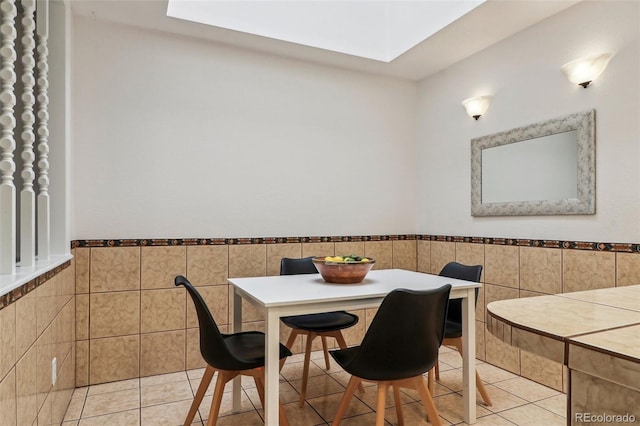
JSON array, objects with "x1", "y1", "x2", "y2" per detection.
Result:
[{"x1": 51, "y1": 357, "x2": 57, "y2": 386}]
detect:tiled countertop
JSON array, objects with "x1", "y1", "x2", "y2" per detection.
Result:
[{"x1": 486, "y1": 285, "x2": 640, "y2": 364}]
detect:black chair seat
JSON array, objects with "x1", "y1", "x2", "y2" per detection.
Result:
[
  {"x1": 223, "y1": 332, "x2": 291, "y2": 369},
  {"x1": 281, "y1": 311, "x2": 358, "y2": 332}
]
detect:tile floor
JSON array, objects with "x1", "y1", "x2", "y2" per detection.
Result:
[{"x1": 62, "y1": 347, "x2": 566, "y2": 425}]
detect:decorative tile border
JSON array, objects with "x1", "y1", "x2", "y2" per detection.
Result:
[
  {"x1": 5, "y1": 234, "x2": 639, "y2": 311},
  {"x1": 70, "y1": 234, "x2": 417, "y2": 248},
  {"x1": 0, "y1": 261, "x2": 71, "y2": 311},
  {"x1": 416, "y1": 235, "x2": 640, "y2": 252}
]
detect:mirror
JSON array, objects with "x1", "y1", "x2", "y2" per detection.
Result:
[{"x1": 471, "y1": 110, "x2": 595, "y2": 216}]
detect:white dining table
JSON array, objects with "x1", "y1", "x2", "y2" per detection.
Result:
[{"x1": 229, "y1": 268, "x2": 481, "y2": 425}]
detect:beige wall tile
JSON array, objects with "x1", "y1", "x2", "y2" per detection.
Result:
[
  {"x1": 76, "y1": 294, "x2": 89, "y2": 341},
  {"x1": 15, "y1": 291, "x2": 36, "y2": 359},
  {"x1": 485, "y1": 283, "x2": 520, "y2": 373},
  {"x1": 616, "y1": 252, "x2": 640, "y2": 287},
  {"x1": 186, "y1": 245, "x2": 229, "y2": 286},
  {"x1": 476, "y1": 321, "x2": 486, "y2": 362},
  {"x1": 338, "y1": 309, "x2": 366, "y2": 348},
  {"x1": 416, "y1": 240, "x2": 430, "y2": 273},
  {"x1": 520, "y1": 247, "x2": 562, "y2": 294},
  {"x1": 0, "y1": 304, "x2": 16, "y2": 380},
  {"x1": 364, "y1": 241, "x2": 393, "y2": 270},
  {"x1": 485, "y1": 284, "x2": 519, "y2": 324},
  {"x1": 75, "y1": 247, "x2": 90, "y2": 294},
  {"x1": 430, "y1": 241, "x2": 455, "y2": 274},
  {"x1": 76, "y1": 340, "x2": 89, "y2": 387},
  {"x1": 16, "y1": 344, "x2": 38, "y2": 426},
  {"x1": 485, "y1": 328, "x2": 520, "y2": 374},
  {"x1": 563, "y1": 250, "x2": 615, "y2": 293},
  {"x1": 186, "y1": 285, "x2": 229, "y2": 328},
  {"x1": 393, "y1": 240, "x2": 416, "y2": 271},
  {"x1": 229, "y1": 245, "x2": 266, "y2": 278},
  {"x1": 520, "y1": 351, "x2": 563, "y2": 391},
  {"x1": 141, "y1": 289, "x2": 186, "y2": 333},
  {"x1": 90, "y1": 335, "x2": 140, "y2": 385},
  {"x1": 0, "y1": 368, "x2": 16, "y2": 426},
  {"x1": 571, "y1": 370, "x2": 640, "y2": 422},
  {"x1": 90, "y1": 291, "x2": 140, "y2": 338},
  {"x1": 141, "y1": 246, "x2": 186, "y2": 289},
  {"x1": 36, "y1": 323, "x2": 54, "y2": 408},
  {"x1": 476, "y1": 285, "x2": 485, "y2": 325},
  {"x1": 266, "y1": 243, "x2": 303, "y2": 276},
  {"x1": 185, "y1": 328, "x2": 205, "y2": 370},
  {"x1": 302, "y1": 242, "x2": 335, "y2": 258},
  {"x1": 91, "y1": 247, "x2": 141, "y2": 292},
  {"x1": 485, "y1": 245, "x2": 519, "y2": 288},
  {"x1": 335, "y1": 242, "x2": 365, "y2": 258},
  {"x1": 455, "y1": 243, "x2": 485, "y2": 270},
  {"x1": 36, "y1": 274, "x2": 62, "y2": 336},
  {"x1": 140, "y1": 330, "x2": 186, "y2": 377}
]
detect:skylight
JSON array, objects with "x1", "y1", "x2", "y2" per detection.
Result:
[{"x1": 166, "y1": 1, "x2": 485, "y2": 62}]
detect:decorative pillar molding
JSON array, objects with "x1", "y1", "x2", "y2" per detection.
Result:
[
  {"x1": 36, "y1": 20, "x2": 49, "y2": 260},
  {"x1": 0, "y1": 0, "x2": 17, "y2": 274},
  {"x1": 20, "y1": 0, "x2": 37, "y2": 267}
]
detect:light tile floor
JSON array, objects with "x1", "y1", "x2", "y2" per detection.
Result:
[{"x1": 62, "y1": 347, "x2": 566, "y2": 425}]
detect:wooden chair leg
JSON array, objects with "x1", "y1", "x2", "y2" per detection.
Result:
[
  {"x1": 415, "y1": 376, "x2": 442, "y2": 426},
  {"x1": 207, "y1": 371, "x2": 236, "y2": 426},
  {"x1": 299, "y1": 332, "x2": 315, "y2": 407},
  {"x1": 255, "y1": 372, "x2": 289, "y2": 426},
  {"x1": 451, "y1": 337, "x2": 492, "y2": 406},
  {"x1": 476, "y1": 370, "x2": 492, "y2": 406},
  {"x1": 375, "y1": 382, "x2": 388, "y2": 426},
  {"x1": 321, "y1": 336, "x2": 331, "y2": 369},
  {"x1": 427, "y1": 367, "x2": 434, "y2": 396},
  {"x1": 184, "y1": 365, "x2": 215, "y2": 426},
  {"x1": 393, "y1": 385, "x2": 404, "y2": 426},
  {"x1": 434, "y1": 358, "x2": 440, "y2": 380},
  {"x1": 285, "y1": 329, "x2": 300, "y2": 350},
  {"x1": 331, "y1": 376, "x2": 360, "y2": 426}
]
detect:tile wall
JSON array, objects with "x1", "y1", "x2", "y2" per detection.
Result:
[
  {"x1": 73, "y1": 239, "x2": 418, "y2": 388},
  {"x1": 4, "y1": 233, "x2": 638, "y2": 425},
  {"x1": 0, "y1": 261, "x2": 76, "y2": 425},
  {"x1": 72, "y1": 236, "x2": 640, "y2": 393}
]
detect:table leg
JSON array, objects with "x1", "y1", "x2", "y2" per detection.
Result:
[
  {"x1": 462, "y1": 288, "x2": 477, "y2": 424},
  {"x1": 232, "y1": 289, "x2": 243, "y2": 412},
  {"x1": 264, "y1": 309, "x2": 280, "y2": 425}
]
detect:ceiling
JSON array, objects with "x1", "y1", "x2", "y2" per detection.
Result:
[{"x1": 70, "y1": 0, "x2": 581, "y2": 81}]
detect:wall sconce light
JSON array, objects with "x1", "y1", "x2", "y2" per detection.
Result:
[
  {"x1": 561, "y1": 53, "x2": 613, "y2": 88},
  {"x1": 462, "y1": 95, "x2": 492, "y2": 120}
]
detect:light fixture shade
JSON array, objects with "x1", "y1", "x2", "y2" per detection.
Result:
[
  {"x1": 462, "y1": 95, "x2": 492, "y2": 120},
  {"x1": 561, "y1": 53, "x2": 613, "y2": 88}
]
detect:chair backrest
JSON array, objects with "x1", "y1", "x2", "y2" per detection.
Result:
[
  {"x1": 280, "y1": 256, "x2": 318, "y2": 275},
  {"x1": 439, "y1": 262, "x2": 483, "y2": 325},
  {"x1": 344, "y1": 285, "x2": 452, "y2": 381},
  {"x1": 175, "y1": 275, "x2": 248, "y2": 371}
]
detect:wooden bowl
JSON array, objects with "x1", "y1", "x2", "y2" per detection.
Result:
[{"x1": 312, "y1": 257, "x2": 376, "y2": 284}]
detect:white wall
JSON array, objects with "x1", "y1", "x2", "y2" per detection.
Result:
[
  {"x1": 72, "y1": 18, "x2": 417, "y2": 239},
  {"x1": 416, "y1": 1, "x2": 640, "y2": 242}
]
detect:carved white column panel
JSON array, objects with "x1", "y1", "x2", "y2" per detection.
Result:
[
  {"x1": 0, "y1": 0, "x2": 17, "y2": 274},
  {"x1": 20, "y1": 0, "x2": 36, "y2": 266},
  {"x1": 36, "y1": 25, "x2": 49, "y2": 260}
]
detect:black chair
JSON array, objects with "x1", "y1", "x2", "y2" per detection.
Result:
[
  {"x1": 175, "y1": 275, "x2": 292, "y2": 426},
  {"x1": 279, "y1": 257, "x2": 361, "y2": 406},
  {"x1": 435, "y1": 261, "x2": 492, "y2": 406},
  {"x1": 330, "y1": 285, "x2": 452, "y2": 426}
]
